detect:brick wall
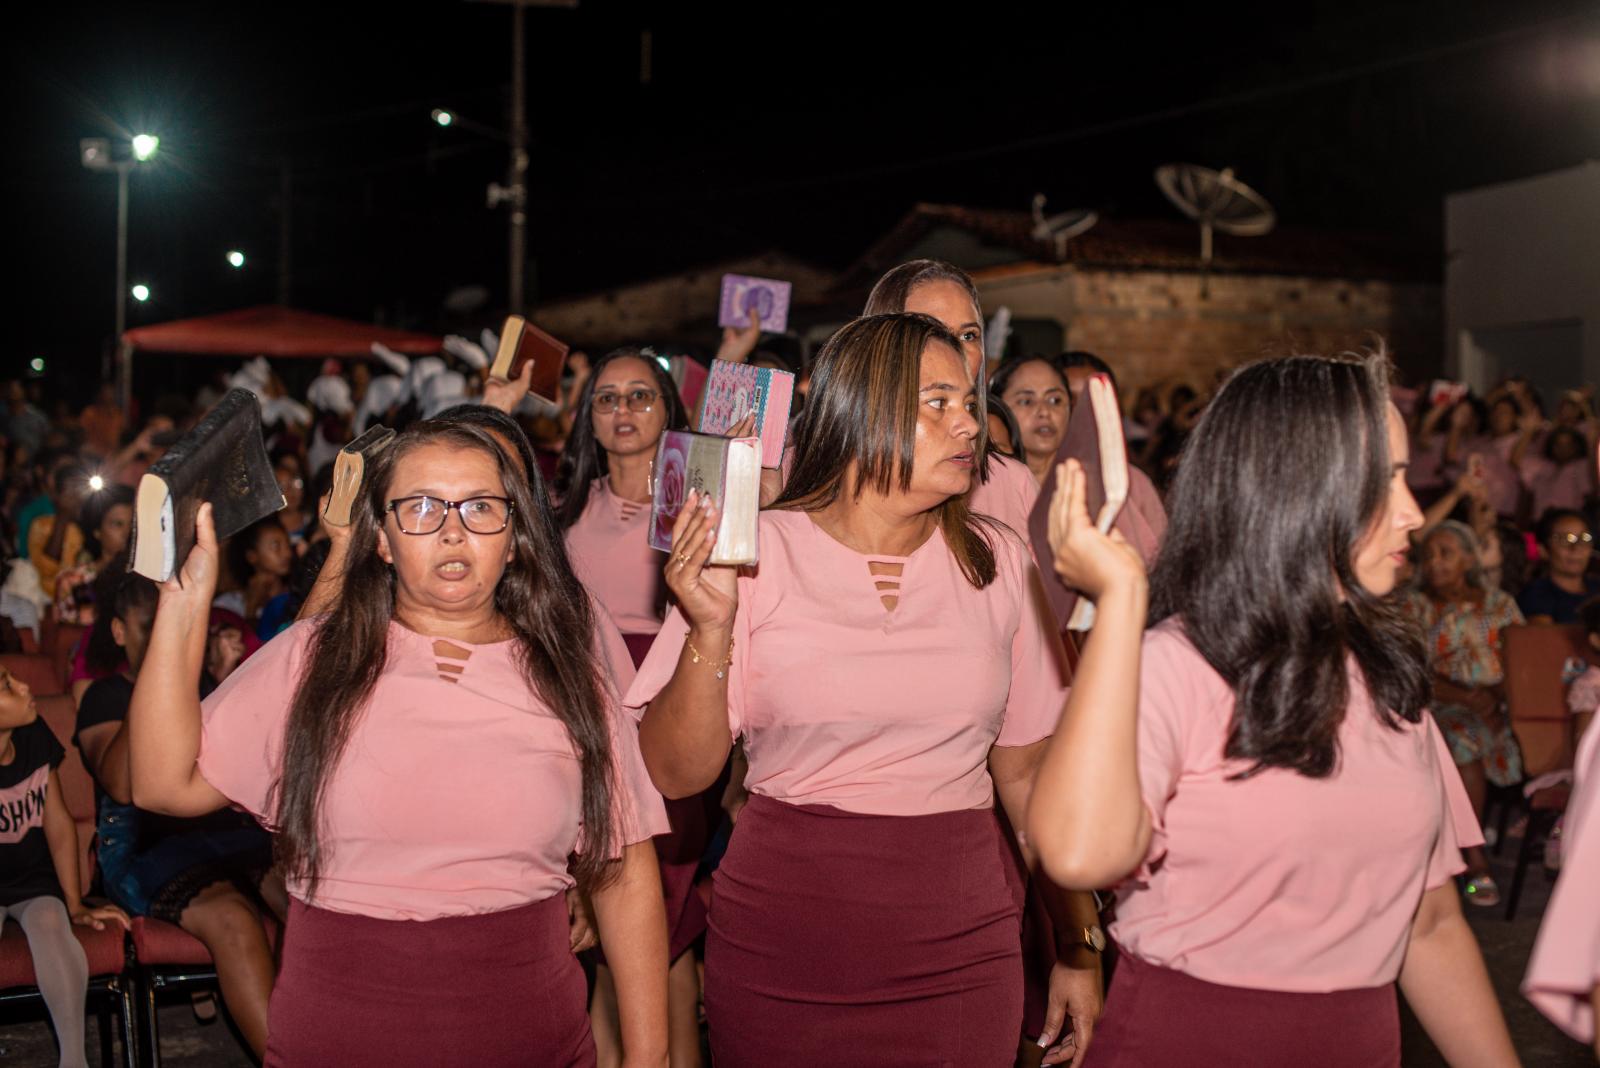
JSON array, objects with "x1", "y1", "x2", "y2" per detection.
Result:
[{"x1": 975, "y1": 265, "x2": 1442, "y2": 398}]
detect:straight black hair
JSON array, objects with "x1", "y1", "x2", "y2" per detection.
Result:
[
  {"x1": 1149, "y1": 350, "x2": 1429, "y2": 778},
  {"x1": 552, "y1": 347, "x2": 688, "y2": 529}
]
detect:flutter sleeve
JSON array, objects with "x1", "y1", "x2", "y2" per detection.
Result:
[
  {"x1": 995, "y1": 535, "x2": 1070, "y2": 747},
  {"x1": 1125, "y1": 624, "x2": 1209, "y2": 884},
  {"x1": 586, "y1": 604, "x2": 669, "y2": 854},
  {"x1": 622, "y1": 574, "x2": 754, "y2": 740},
  {"x1": 1422, "y1": 717, "x2": 1485, "y2": 889},
  {"x1": 196, "y1": 620, "x2": 314, "y2": 826}
]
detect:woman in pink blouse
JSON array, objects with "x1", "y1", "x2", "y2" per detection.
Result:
[
  {"x1": 1029, "y1": 352, "x2": 1518, "y2": 1067},
  {"x1": 126, "y1": 419, "x2": 671, "y2": 1067},
  {"x1": 630, "y1": 313, "x2": 1100, "y2": 1067},
  {"x1": 555, "y1": 348, "x2": 709, "y2": 1068}
]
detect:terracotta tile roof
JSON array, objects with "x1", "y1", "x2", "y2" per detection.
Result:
[{"x1": 836, "y1": 203, "x2": 1439, "y2": 292}]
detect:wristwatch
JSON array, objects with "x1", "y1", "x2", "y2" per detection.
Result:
[{"x1": 1081, "y1": 925, "x2": 1106, "y2": 953}]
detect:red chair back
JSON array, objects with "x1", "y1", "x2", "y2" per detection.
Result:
[
  {"x1": 0, "y1": 653, "x2": 64, "y2": 697},
  {"x1": 36, "y1": 693, "x2": 97, "y2": 898},
  {"x1": 1501, "y1": 624, "x2": 1586, "y2": 779}
]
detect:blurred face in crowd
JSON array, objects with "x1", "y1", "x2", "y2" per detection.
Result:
[
  {"x1": 999, "y1": 359, "x2": 1070, "y2": 466},
  {"x1": 276, "y1": 463, "x2": 305, "y2": 511},
  {"x1": 1350, "y1": 404, "x2": 1424, "y2": 597},
  {"x1": 247, "y1": 524, "x2": 294, "y2": 580},
  {"x1": 904, "y1": 281, "x2": 984, "y2": 381},
  {"x1": 377, "y1": 444, "x2": 513, "y2": 618},
  {"x1": 1546, "y1": 515, "x2": 1594, "y2": 582},
  {"x1": 1549, "y1": 427, "x2": 1584, "y2": 465},
  {"x1": 590, "y1": 356, "x2": 666, "y2": 461},
  {"x1": 97, "y1": 502, "x2": 132, "y2": 561},
  {"x1": 1488, "y1": 397, "x2": 1518, "y2": 437},
  {"x1": 111, "y1": 604, "x2": 156, "y2": 674},
  {"x1": 1421, "y1": 528, "x2": 1474, "y2": 597},
  {"x1": 906, "y1": 340, "x2": 980, "y2": 509}
]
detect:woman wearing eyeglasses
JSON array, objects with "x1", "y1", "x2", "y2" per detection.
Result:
[
  {"x1": 1517, "y1": 509, "x2": 1600, "y2": 625},
  {"x1": 125, "y1": 419, "x2": 671, "y2": 1066},
  {"x1": 554, "y1": 348, "x2": 708, "y2": 1068}
]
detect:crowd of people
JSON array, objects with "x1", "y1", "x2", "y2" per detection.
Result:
[{"x1": 0, "y1": 258, "x2": 1596, "y2": 1067}]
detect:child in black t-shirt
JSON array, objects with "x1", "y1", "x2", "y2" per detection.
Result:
[{"x1": 0, "y1": 663, "x2": 128, "y2": 1068}]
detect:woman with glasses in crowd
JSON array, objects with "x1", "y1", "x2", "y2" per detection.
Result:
[
  {"x1": 126, "y1": 418, "x2": 670, "y2": 1066},
  {"x1": 1517, "y1": 508, "x2": 1600, "y2": 625},
  {"x1": 555, "y1": 348, "x2": 709, "y2": 1068}
]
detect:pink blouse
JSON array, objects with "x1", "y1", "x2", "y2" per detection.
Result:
[
  {"x1": 969, "y1": 453, "x2": 1040, "y2": 538},
  {"x1": 564, "y1": 477, "x2": 667, "y2": 636},
  {"x1": 625, "y1": 510, "x2": 1070, "y2": 816},
  {"x1": 1521, "y1": 456, "x2": 1594, "y2": 517},
  {"x1": 1113, "y1": 620, "x2": 1483, "y2": 991},
  {"x1": 198, "y1": 615, "x2": 668, "y2": 921},
  {"x1": 1524, "y1": 721, "x2": 1600, "y2": 1042}
]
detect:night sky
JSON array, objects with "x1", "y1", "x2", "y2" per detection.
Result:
[{"x1": 9, "y1": 0, "x2": 1600, "y2": 395}]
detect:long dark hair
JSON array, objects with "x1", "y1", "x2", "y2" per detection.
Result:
[
  {"x1": 775, "y1": 313, "x2": 997, "y2": 589},
  {"x1": 862, "y1": 259, "x2": 998, "y2": 485},
  {"x1": 274, "y1": 420, "x2": 620, "y2": 897},
  {"x1": 1148, "y1": 351, "x2": 1429, "y2": 778},
  {"x1": 552, "y1": 347, "x2": 688, "y2": 529}
]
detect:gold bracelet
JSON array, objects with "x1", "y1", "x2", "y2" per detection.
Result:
[{"x1": 686, "y1": 635, "x2": 735, "y2": 680}]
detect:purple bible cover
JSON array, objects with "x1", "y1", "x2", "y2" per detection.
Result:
[{"x1": 718, "y1": 274, "x2": 792, "y2": 334}]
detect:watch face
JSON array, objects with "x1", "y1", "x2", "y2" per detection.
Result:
[{"x1": 1086, "y1": 925, "x2": 1107, "y2": 952}]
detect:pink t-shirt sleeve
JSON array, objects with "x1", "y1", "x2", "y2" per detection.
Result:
[
  {"x1": 584, "y1": 602, "x2": 669, "y2": 855},
  {"x1": 1129, "y1": 624, "x2": 1205, "y2": 879},
  {"x1": 1524, "y1": 724, "x2": 1600, "y2": 1043},
  {"x1": 197, "y1": 621, "x2": 313, "y2": 825},
  {"x1": 995, "y1": 534, "x2": 1070, "y2": 747},
  {"x1": 624, "y1": 578, "x2": 754, "y2": 739},
  {"x1": 1422, "y1": 716, "x2": 1484, "y2": 889}
]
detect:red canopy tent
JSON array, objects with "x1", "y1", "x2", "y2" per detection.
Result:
[
  {"x1": 116, "y1": 305, "x2": 444, "y2": 407},
  {"x1": 121, "y1": 305, "x2": 443, "y2": 359}
]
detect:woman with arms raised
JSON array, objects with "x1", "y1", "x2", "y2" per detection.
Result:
[
  {"x1": 127, "y1": 419, "x2": 670, "y2": 1067},
  {"x1": 631, "y1": 313, "x2": 1093, "y2": 1067},
  {"x1": 1028, "y1": 352, "x2": 1518, "y2": 1067}
]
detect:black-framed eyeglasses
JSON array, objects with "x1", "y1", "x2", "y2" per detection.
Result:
[
  {"x1": 386, "y1": 495, "x2": 513, "y2": 535},
  {"x1": 1555, "y1": 531, "x2": 1594, "y2": 547},
  {"x1": 593, "y1": 388, "x2": 658, "y2": 414}
]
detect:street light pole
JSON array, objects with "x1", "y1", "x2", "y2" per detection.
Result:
[
  {"x1": 114, "y1": 163, "x2": 130, "y2": 366},
  {"x1": 508, "y1": 1, "x2": 528, "y2": 316}
]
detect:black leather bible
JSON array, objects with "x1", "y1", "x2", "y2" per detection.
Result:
[{"x1": 129, "y1": 389, "x2": 286, "y2": 582}]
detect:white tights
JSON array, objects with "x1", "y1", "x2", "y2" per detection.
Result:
[{"x1": 2, "y1": 896, "x2": 88, "y2": 1068}]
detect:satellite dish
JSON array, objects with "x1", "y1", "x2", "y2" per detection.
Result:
[
  {"x1": 1154, "y1": 164, "x2": 1275, "y2": 280},
  {"x1": 1030, "y1": 195, "x2": 1098, "y2": 259}
]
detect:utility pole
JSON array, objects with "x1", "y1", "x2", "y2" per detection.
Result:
[{"x1": 508, "y1": 2, "x2": 529, "y2": 315}]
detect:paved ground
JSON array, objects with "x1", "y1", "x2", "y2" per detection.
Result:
[{"x1": 1, "y1": 839, "x2": 1593, "y2": 1066}]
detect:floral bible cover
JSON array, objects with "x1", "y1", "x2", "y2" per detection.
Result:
[
  {"x1": 718, "y1": 274, "x2": 791, "y2": 334},
  {"x1": 696, "y1": 360, "x2": 795, "y2": 468},
  {"x1": 649, "y1": 430, "x2": 729, "y2": 554}
]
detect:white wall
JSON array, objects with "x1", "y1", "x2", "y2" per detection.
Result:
[{"x1": 1445, "y1": 162, "x2": 1600, "y2": 389}]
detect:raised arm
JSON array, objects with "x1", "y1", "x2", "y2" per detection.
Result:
[
  {"x1": 637, "y1": 491, "x2": 738, "y2": 798},
  {"x1": 1027, "y1": 461, "x2": 1152, "y2": 890},
  {"x1": 297, "y1": 492, "x2": 353, "y2": 621},
  {"x1": 128, "y1": 503, "x2": 231, "y2": 817}
]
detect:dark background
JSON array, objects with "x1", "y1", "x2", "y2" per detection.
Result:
[{"x1": 8, "y1": 0, "x2": 1600, "y2": 395}]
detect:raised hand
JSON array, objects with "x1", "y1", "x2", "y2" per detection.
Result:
[
  {"x1": 1047, "y1": 460, "x2": 1145, "y2": 599},
  {"x1": 482, "y1": 360, "x2": 535, "y2": 415},
  {"x1": 662, "y1": 490, "x2": 738, "y2": 635},
  {"x1": 166, "y1": 503, "x2": 222, "y2": 605},
  {"x1": 716, "y1": 309, "x2": 762, "y2": 366}
]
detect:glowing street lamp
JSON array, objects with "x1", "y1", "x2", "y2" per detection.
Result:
[
  {"x1": 130, "y1": 283, "x2": 151, "y2": 303},
  {"x1": 226, "y1": 250, "x2": 246, "y2": 269},
  {"x1": 131, "y1": 133, "x2": 160, "y2": 162},
  {"x1": 80, "y1": 130, "x2": 162, "y2": 407},
  {"x1": 431, "y1": 108, "x2": 455, "y2": 127}
]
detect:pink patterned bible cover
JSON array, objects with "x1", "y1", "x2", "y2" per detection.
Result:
[
  {"x1": 697, "y1": 360, "x2": 794, "y2": 468},
  {"x1": 718, "y1": 274, "x2": 792, "y2": 334}
]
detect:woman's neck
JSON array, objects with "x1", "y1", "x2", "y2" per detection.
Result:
[
  {"x1": 393, "y1": 595, "x2": 509, "y2": 646},
  {"x1": 607, "y1": 450, "x2": 654, "y2": 504},
  {"x1": 1024, "y1": 450, "x2": 1053, "y2": 485},
  {"x1": 1551, "y1": 569, "x2": 1588, "y2": 594},
  {"x1": 1431, "y1": 579, "x2": 1475, "y2": 604},
  {"x1": 0, "y1": 731, "x2": 14, "y2": 767},
  {"x1": 811, "y1": 493, "x2": 936, "y2": 558}
]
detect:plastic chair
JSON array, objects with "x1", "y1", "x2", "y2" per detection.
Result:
[
  {"x1": 1499, "y1": 623, "x2": 1585, "y2": 920},
  {"x1": 0, "y1": 694, "x2": 140, "y2": 1067}
]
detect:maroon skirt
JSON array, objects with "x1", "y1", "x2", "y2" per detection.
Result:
[
  {"x1": 1082, "y1": 946, "x2": 1399, "y2": 1068},
  {"x1": 706, "y1": 794, "x2": 1022, "y2": 1067},
  {"x1": 265, "y1": 895, "x2": 594, "y2": 1067}
]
